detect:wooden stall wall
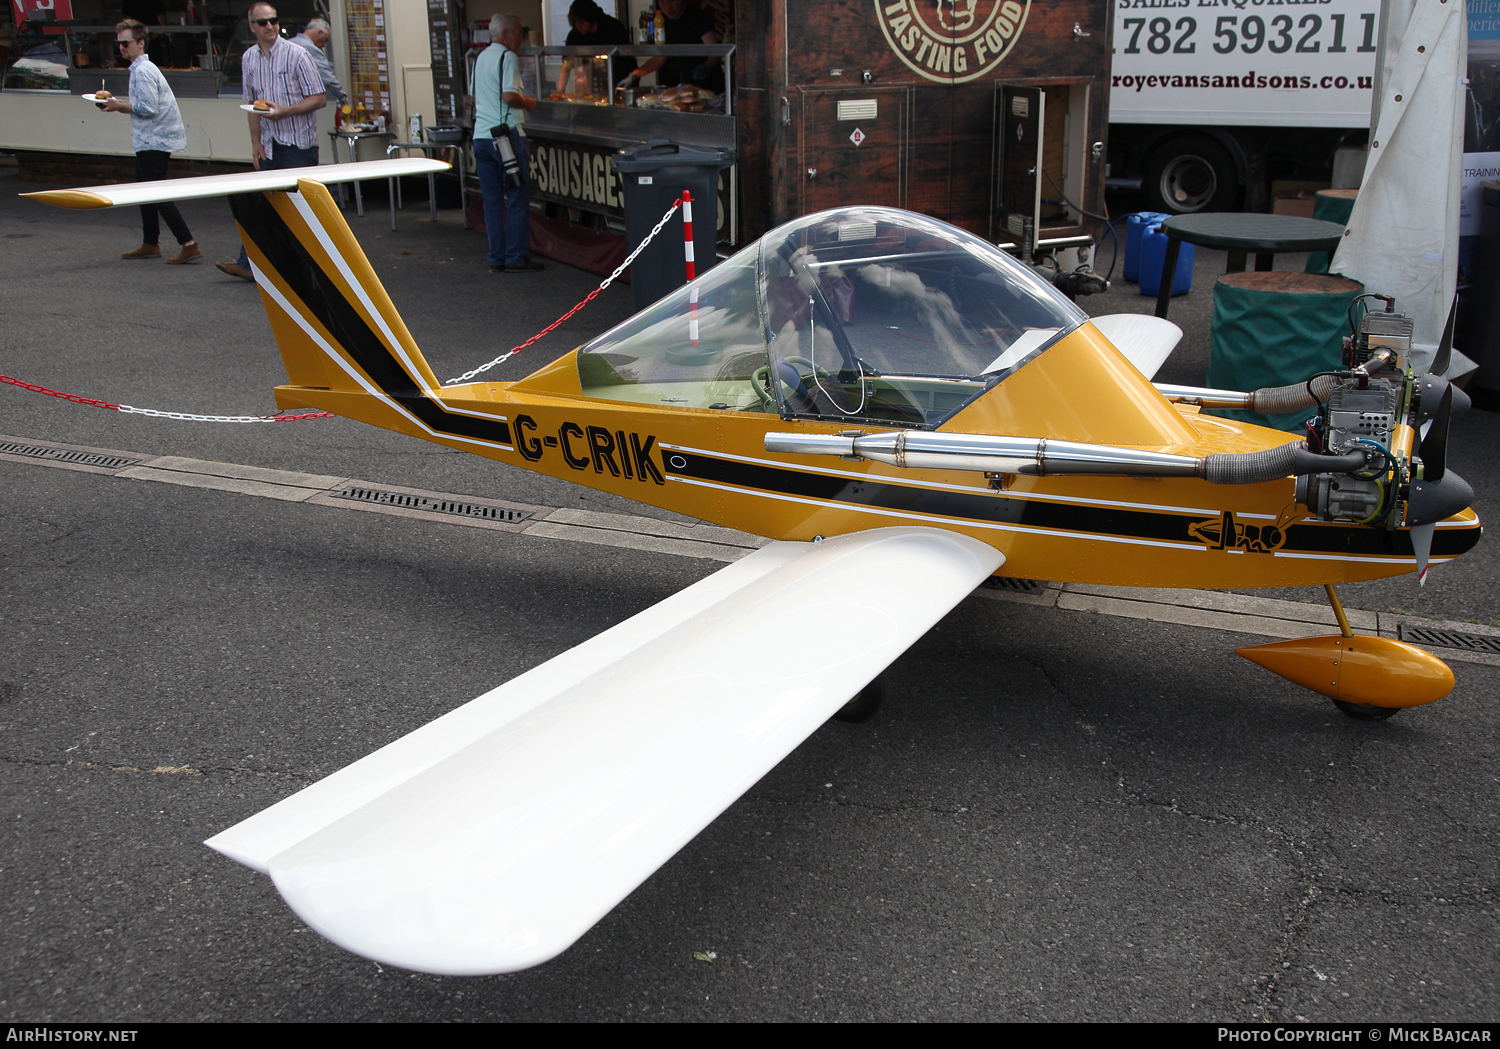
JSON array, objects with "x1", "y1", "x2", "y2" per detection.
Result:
[{"x1": 734, "y1": 0, "x2": 1111, "y2": 244}]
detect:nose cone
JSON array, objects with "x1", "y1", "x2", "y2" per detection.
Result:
[
  {"x1": 1406, "y1": 470, "x2": 1474, "y2": 527},
  {"x1": 1449, "y1": 382, "x2": 1472, "y2": 417}
]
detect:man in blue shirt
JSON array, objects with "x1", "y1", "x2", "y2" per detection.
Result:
[
  {"x1": 290, "y1": 18, "x2": 347, "y2": 107},
  {"x1": 102, "y1": 18, "x2": 200, "y2": 264},
  {"x1": 474, "y1": 13, "x2": 541, "y2": 272}
]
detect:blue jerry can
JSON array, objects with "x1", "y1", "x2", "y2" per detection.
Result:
[
  {"x1": 1123, "y1": 211, "x2": 1171, "y2": 282},
  {"x1": 1138, "y1": 223, "x2": 1194, "y2": 298}
]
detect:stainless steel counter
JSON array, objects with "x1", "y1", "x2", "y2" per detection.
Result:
[{"x1": 526, "y1": 100, "x2": 736, "y2": 153}]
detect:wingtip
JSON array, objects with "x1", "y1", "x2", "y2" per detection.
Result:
[
  {"x1": 21, "y1": 189, "x2": 115, "y2": 209},
  {"x1": 203, "y1": 832, "x2": 273, "y2": 876}
]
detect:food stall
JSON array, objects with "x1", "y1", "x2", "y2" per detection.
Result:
[
  {"x1": 522, "y1": 43, "x2": 738, "y2": 244},
  {"x1": 0, "y1": 0, "x2": 442, "y2": 172},
  {"x1": 514, "y1": 0, "x2": 1111, "y2": 262}
]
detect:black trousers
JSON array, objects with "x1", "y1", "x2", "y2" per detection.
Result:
[{"x1": 134, "y1": 149, "x2": 193, "y2": 247}]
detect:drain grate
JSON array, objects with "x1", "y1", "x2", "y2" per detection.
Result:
[
  {"x1": 331, "y1": 486, "x2": 531, "y2": 523},
  {"x1": 0, "y1": 441, "x2": 140, "y2": 470},
  {"x1": 983, "y1": 576, "x2": 1047, "y2": 593},
  {"x1": 1398, "y1": 624, "x2": 1500, "y2": 654}
]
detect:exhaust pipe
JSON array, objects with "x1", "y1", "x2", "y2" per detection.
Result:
[{"x1": 765, "y1": 430, "x2": 1368, "y2": 483}]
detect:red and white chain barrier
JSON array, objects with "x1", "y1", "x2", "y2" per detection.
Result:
[
  {"x1": 446, "y1": 192, "x2": 694, "y2": 385},
  {"x1": 0, "y1": 374, "x2": 333, "y2": 423},
  {"x1": 4, "y1": 194, "x2": 700, "y2": 417}
]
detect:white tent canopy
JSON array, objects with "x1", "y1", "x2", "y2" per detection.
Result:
[{"x1": 1331, "y1": 0, "x2": 1467, "y2": 375}]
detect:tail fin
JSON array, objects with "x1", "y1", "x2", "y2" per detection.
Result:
[
  {"x1": 233, "y1": 179, "x2": 514, "y2": 453},
  {"x1": 25, "y1": 161, "x2": 513, "y2": 455},
  {"x1": 234, "y1": 179, "x2": 442, "y2": 396}
]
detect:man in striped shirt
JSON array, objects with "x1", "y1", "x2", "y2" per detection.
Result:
[{"x1": 217, "y1": 1, "x2": 326, "y2": 281}]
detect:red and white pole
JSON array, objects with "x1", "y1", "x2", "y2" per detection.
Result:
[
  {"x1": 682, "y1": 191, "x2": 699, "y2": 346},
  {"x1": 681, "y1": 190, "x2": 696, "y2": 281}
]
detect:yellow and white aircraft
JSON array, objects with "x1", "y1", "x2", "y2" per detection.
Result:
[{"x1": 26, "y1": 159, "x2": 1480, "y2": 977}]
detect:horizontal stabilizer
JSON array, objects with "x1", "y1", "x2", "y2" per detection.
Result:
[
  {"x1": 1091, "y1": 314, "x2": 1184, "y2": 381},
  {"x1": 207, "y1": 527, "x2": 1003, "y2": 976},
  {"x1": 22, "y1": 158, "x2": 448, "y2": 210}
]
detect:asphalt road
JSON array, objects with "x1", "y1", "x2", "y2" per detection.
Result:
[{"x1": 2, "y1": 161, "x2": 1496, "y2": 1022}]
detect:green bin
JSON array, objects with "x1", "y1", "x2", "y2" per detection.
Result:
[
  {"x1": 1205, "y1": 271, "x2": 1364, "y2": 431},
  {"x1": 1304, "y1": 189, "x2": 1357, "y2": 274}
]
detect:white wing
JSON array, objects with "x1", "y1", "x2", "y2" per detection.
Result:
[
  {"x1": 22, "y1": 158, "x2": 447, "y2": 209},
  {"x1": 207, "y1": 526, "x2": 1003, "y2": 976},
  {"x1": 1091, "y1": 314, "x2": 1184, "y2": 380}
]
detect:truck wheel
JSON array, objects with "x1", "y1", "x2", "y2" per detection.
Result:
[{"x1": 1143, "y1": 135, "x2": 1239, "y2": 214}]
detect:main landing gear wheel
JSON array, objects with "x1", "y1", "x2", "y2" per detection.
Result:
[
  {"x1": 833, "y1": 672, "x2": 886, "y2": 723},
  {"x1": 1332, "y1": 700, "x2": 1402, "y2": 721}
]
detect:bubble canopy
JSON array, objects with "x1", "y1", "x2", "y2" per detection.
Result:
[{"x1": 575, "y1": 208, "x2": 1088, "y2": 427}]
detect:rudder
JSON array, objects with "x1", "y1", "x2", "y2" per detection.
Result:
[{"x1": 231, "y1": 179, "x2": 444, "y2": 399}]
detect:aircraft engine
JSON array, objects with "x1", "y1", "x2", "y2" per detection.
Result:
[{"x1": 1292, "y1": 298, "x2": 1472, "y2": 530}]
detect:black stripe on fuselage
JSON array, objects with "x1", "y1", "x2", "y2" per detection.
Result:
[
  {"x1": 663, "y1": 449, "x2": 1481, "y2": 558},
  {"x1": 231, "y1": 191, "x2": 511, "y2": 447}
]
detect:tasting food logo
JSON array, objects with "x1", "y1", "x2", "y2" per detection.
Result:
[{"x1": 875, "y1": 0, "x2": 1030, "y2": 84}]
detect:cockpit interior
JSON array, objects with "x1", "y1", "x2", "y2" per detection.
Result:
[{"x1": 575, "y1": 208, "x2": 1089, "y2": 427}]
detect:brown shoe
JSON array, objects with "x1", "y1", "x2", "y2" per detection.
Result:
[
  {"x1": 216, "y1": 261, "x2": 254, "y2": 282},
  {"x1": 121, "y1": 244, "x2": 161, "y2": 259},
  {"x1": 167, "y1": 242, "x2": 202, "y2": 265}
]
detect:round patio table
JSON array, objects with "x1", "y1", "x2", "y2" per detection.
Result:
[{"x1": 1152, "y1": 212, "x2": 1347, "y2": 319}]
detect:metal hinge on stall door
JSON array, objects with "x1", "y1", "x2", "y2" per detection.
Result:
[{"x1": 781, "y1": 96, "x2": 791, "y2": 126}]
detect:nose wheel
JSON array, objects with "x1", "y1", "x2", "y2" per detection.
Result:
[{"x1": 1332, "y1": 700, "x2": 1401, "y2": 721}]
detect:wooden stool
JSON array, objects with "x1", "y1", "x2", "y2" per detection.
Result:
[{"x1": 1205, "y1": 271, "x2": 1364, "y2": 431}]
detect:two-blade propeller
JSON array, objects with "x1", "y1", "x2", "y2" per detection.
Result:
[{"x1": 1406, "y1": 299, "x2": 1473, "y2": 582}]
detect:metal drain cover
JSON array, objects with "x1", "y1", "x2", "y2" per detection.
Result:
[
  {"x1": 331, "y1": 486, "x2": 531, "y2": 523},
  {"x1": 0, "y1": 441, "x2": 140, "y2": 471},
  {"x1": 983, "y1": 576, "x2": 1046, "y2": 593},
  {"x1": 1398, "y1": 624, "x2": 1500, "y2": 654}
]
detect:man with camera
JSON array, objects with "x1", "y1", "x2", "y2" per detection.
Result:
[{"x1": 474, "y1": 13, "x2": 541, "y2": 273}]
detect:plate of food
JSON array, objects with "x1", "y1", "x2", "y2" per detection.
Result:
[
  {"x1": 239, "y1": 100, "x2": 274, "y2": 114},
  {"x1": 82, "y1": 91, "x2": 116, "y2": 106}
]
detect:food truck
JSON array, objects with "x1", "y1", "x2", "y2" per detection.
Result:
[
  {"x1": 2, "y1": 0, "x2": 1112, "y2": 268},
  {"x1": 1106, "y1": 0, "x2": 1378, "y2": 214},
  {"x1": 521, "y1": 0, "x2": 1112, "y2": 260}
]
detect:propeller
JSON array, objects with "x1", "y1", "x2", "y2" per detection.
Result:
[
  {"x1": 1432, "y1": 295, "x2": 1457, "y2": 378},
  {"x1": 1410, "y1": 522, "x2": 1436, "y2": 586},
  {"x1": 1405, "y1": 385, "x2": 1470, "y2": 583},
  {"x1": 1417, "y1": 384, "x2": 1453, "y2": 484}
]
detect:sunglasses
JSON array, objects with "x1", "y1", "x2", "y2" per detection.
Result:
[
  {"x1": 253, "y1": 17, "x2": 279, "y2": 26},
  {"x1": 116, "y1": 39, "x2": 134, "y2": 47}
]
